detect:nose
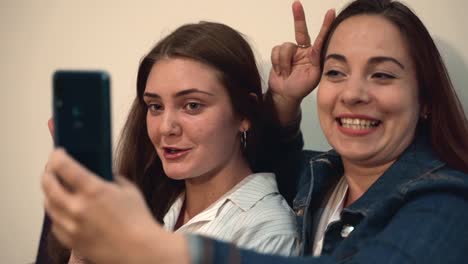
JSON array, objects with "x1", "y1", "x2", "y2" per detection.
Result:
[
  {"x1": 159, "y1": 111, "x2": 181, "y2": 136},
  {"x1": 340, "y1": 77, "x2": 370, "y2": 106}
]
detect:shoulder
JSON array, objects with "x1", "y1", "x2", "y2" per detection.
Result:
[
  {"x1": 230, "y1": 195, "x2": 299, "y2": 256},
  {"x1": 384, "y1": 140, "x2": 468, "y2": 200},
  {"x1": 246, "y1": 190, "x2": 296, "y2": 225},
  {"x1": 404, "y1": 164, "x2": 468, "y2": 200},
  {"x1": 225, "y1": 173, "x2": 297, "y2": 235},
  {"x1": 222, "y1": 174, "x2": 299, "y2": 255},
  {"x1": 230, "y1": 173, "x2": 297, "y2": 231},
  {"x1": 388, "y1": 164, "x2": 468, "y2": 225}
]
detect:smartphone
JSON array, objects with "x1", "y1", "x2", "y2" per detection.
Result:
[{"x1": 53, "y1": 70, "x2": 113, "y2": 181}]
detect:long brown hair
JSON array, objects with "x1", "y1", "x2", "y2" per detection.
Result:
[
  {"x1": 115, "y1": 21, "x2": 264, "y2": 222},
  {"x1": 320, "y1": 0, "x2": 468, "y2": 173}
]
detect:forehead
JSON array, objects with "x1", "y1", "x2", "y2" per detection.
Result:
[
  {"x1": 145, "y1": 57, "x2": 225, "y2": 95},
  {"x1": 327, "y1": 15, "x2": 411, "y2": 62}
]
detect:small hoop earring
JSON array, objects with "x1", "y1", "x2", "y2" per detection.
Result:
[
  {"x1": 240, "y1": 130, "x2": 247, "y2": 149},
  {"x1": 421, "y1": 112, "x2": 430, "y2": 120}
]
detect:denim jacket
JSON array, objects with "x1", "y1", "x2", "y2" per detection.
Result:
[{"x1": 188, "y1": 133, "x2": 468, "y2": 263}]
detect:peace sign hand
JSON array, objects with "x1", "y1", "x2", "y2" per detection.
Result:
[{"x1": 268, "y1": 2, "x2": 335, "y2": 125}]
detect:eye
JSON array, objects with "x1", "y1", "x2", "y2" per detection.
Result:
[
  {"x1": 147, "y1": 103, "x2": 163, "y2": 114},
  {"x1": 324, "y1": 69, "x2": 345, "y2": 80},
  {"x1": 372, "y1": 72, "x2": 396, "y2": 80},
  {"x1": 184, "y1": 102, "x2": 204, "y2": 113}
]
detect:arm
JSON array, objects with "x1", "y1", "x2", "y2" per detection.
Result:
[
  {"x1": 42, "y1": 149, "x2": 190, "y2": 264},
  {"x1": 42, "y1": 140, "x2": 468, "y2": 263},
  {"x1": 187, "y1": 192, "x2": 468, "y2": 263},
  {"x1": 258, "y1": 2, "x2": 335, "y2": 205}
]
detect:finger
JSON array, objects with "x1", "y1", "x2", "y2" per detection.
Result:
[
  {"x1": 48, "y1": 117, "x2": 55, "y2": 139},
  {"x1": 271, "y1": 45, "x2": 281, "y2": 75},
  {"x1": 268, "y1": 68, "x2": 280, "y2": 87},
  {"x1": 42, "y1": 173, "x2": 81, "y2": 232},
  {"x1": 42, "y1": 170, "x2": 74, "y2": 211},
  {"x1": 279, "y1": 42, "x2": 298, "y2": 76},
  {"x1": 309, "y1": 9, "x2": 336, "y2": 66},
  {"x1": 47, "y1": 148, "x2": 104, "y2": 193},
  {"x1": 292, "y1": 1, "x2": 311, "y2": 46},
  {"x1": 51, "y1": 222, "x2": 73, "y2": 249},
  {"x1": 44, "y1": 197, "x2": 78, "y2": 246}
]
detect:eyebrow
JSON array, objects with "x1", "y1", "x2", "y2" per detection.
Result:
[
  {"x1": 368, "y1": 56, "x2": 405, "y2": 70},
  {"x1": 325, "y1": 54, "x2": 347, "y2": 63},
  {"x1": 325, "y1": 54, "x2": 405, "y2": 69},
  {"x1": 143, "y1": 88, "x2": 215, "y2": 99}
]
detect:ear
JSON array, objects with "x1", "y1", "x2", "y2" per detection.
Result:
[
  {"x1": 238, "y1": 92, "x2": 258, "y2": 132},
  {"x1": 239, "y1": 118, "x2": 251, "y2": 132}
]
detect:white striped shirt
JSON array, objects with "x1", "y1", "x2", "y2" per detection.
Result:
[{"x1": 163, "y1": 172, "x2": 298, "y2": 256}]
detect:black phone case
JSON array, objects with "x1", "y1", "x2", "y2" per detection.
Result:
[{"x1": 53, "y1": 70, "x2": 113, "y2": 181}]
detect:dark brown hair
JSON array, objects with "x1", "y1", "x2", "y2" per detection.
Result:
[
  {"x1": 115, "y1": 21, "x2": 264, "y2": 222},
  {"x1": 320, "y1": 0, "x2": 468, "y2": 173}
]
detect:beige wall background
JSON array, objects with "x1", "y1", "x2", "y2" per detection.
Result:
[{"x1": 0, "y1": 0, "x2": 466, "y2": 262}]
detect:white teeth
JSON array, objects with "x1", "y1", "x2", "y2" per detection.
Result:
[{"x1": 340, "y1": 118, "x2": 379, "y2": 129}]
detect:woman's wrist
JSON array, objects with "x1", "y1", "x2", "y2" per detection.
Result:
[
  {"x1": 141, "y1": 226, "x2": 191, "y2": 264},
  {"x1": 113, "y1": 219, "x2": 190, "y2": 264},
  {"x1": 264, "y1": 91, "x2": 302, "y2": 127}
]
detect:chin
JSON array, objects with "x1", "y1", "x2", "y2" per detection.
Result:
[
  {"x1": 334, "y1": 146, "x2": 379, "y2": 164},
  {"x1": 163, "y1": 167, "x2": 190, "y2": 180}
]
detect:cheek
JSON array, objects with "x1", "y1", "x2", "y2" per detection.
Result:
[
  {"x1": 377, "y1": 85, "x2": 420, "y2": 117},
  {"x1": 190, "y1": 114, "x2": 239, "y2": 150},
  {"x1": 316, "y1": 85, "x2": 335, "y2": 141},
  {"x1": 146, "y1": 115, "x2": 159, "y2": 145},
  {"x1": 317, "y1": 84, "x2": 336, "y2": 123}
]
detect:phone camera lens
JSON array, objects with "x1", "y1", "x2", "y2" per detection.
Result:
[{"x1": 72, "y1": 107, "x2": 82, "y2": 117}]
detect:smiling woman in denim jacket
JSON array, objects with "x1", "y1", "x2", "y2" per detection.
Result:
[{"x1": 39, "y1": 0, "x2": 468, "y2": 263}]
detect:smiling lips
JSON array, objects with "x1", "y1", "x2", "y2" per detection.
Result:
[
  {"x1": 336, "y1": 116, "x2": 381, "y2": 136},
  {"x1": 162, "y1": 147, "x2": 192, "y2": 160}
]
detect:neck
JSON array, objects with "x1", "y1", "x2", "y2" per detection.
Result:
[
  {"x1": 182, "y1": 154, "x2": 252, "y2": 222},
  {"x1": 342, "y1": 159, "x2": 395, "y2": 207}
]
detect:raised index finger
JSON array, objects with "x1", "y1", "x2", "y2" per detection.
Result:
[{"x1": 292, "y1": 1, "x2": 311, "y2": 46}]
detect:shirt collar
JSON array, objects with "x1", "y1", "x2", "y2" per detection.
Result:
[
  {"x1": 163, "y1": 172, "x2": 279, "y2": 230},
  {"x1": 226, "y1": 172, "x2": 279, "y2": 211},
  {"x1": 163, "y1": 193, "x2": 185, "y2": 231}
]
